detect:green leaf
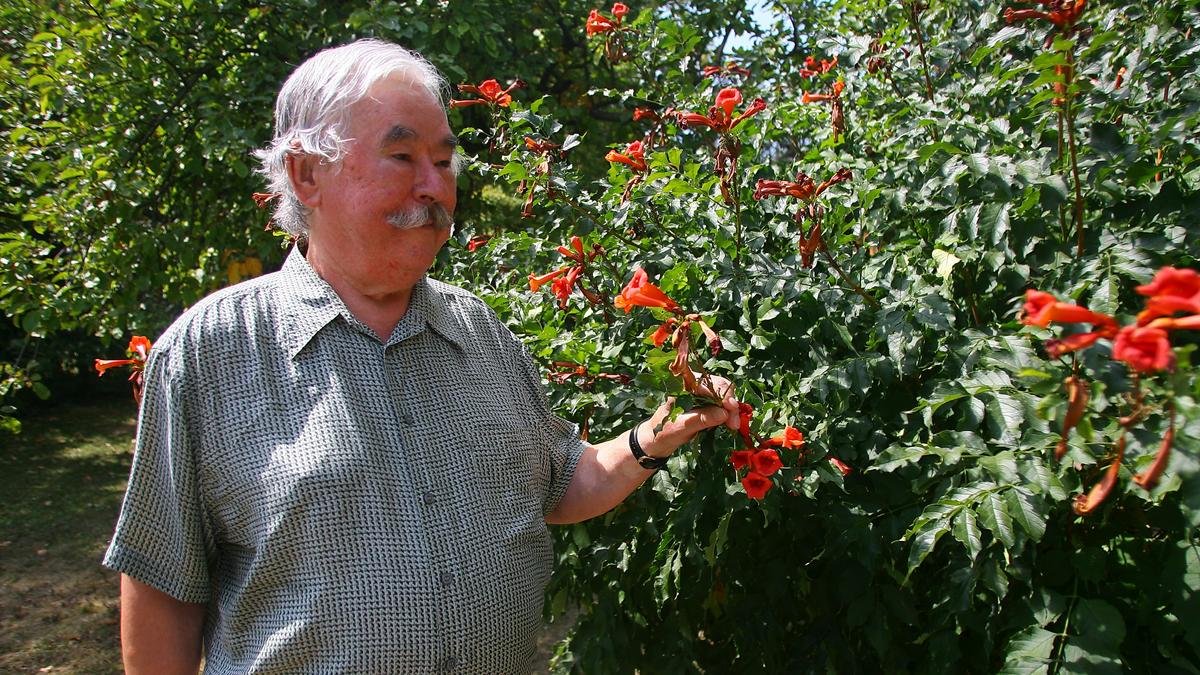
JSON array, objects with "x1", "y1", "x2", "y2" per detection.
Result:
[
  {"x1": 998, "y1": 626, "x2": 1057, "y2": 675},
  {"x1": 977, "y1": 491, "x2": 1016, "y2": 548},
  {"x1": 906, "y1": 520, "x2": 951, "y2": 576},
  {"x1": 951, "y1": 509, "x2": 984, "y2": 560},
  {"x1": 1060, "y1": 599, "x2": 1126, "y2": 674},
  {"x1": 1005, "y1": 488, "x2": 1046, "y2": 541}
]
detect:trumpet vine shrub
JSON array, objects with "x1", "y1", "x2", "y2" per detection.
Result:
[
  {"x1": 45, "y1": 0, "x2": 1195, "y2": 671},
  {"x1": 437, "y1": 1, "x2": 1200, "y2": 672}
]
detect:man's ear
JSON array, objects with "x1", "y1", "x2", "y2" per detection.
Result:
[{"x1": 286, "y1": 152, "x2": 322, "y2": 208}]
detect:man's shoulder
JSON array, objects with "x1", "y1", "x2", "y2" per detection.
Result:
[
  {"x1": 155, "y1": 271, "x2": 288, "y2": 351},
  {"x1": 423, "y1": 276, "x2": 496, "y2": 319}
]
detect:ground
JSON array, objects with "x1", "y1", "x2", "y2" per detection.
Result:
[{"x1": 0, "y1": 397, "x2": 572, "y2": 673}]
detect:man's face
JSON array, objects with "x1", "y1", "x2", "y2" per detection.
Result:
[{"x1": 305, "y1": 77, "x2": 458, "y2": 297}]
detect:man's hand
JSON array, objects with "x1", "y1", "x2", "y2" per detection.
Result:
[
  {"x1": 546, "y1": 375, "x2": 740, "y2": 525},
  {"x1": 636, "y1": 375, "x2": 741, "y2": 459}
]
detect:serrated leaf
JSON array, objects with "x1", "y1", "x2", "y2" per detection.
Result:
[
  {"x1": 933, "y1": 248, "x2": 961, "y2": 280},
  {"x1": 978, "y1": 492, "x2": 1016, "y2": 548},
  {"x1": 952, "y1": 509, "x2": 984, "y2": 560},
  {"x1": 906, "y1": 520, "x2": 951, "y2": 576},
  {"x1": 1006, "y1": 488, "x2": 1047, "y2": 541},
  {"x1": 998, "y1": 626, "x2": 1057, "y2": 675}
]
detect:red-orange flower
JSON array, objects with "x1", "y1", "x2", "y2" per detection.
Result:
[
  {"x1": 1074, "y1": 433, "x2": 1123, "y2": 516},
  {"x1": 750, "y1": 449, "x2": 783, "y2": 476},
  {"x1": 467, "y1": 234, "x2": 493, "y2": 252},
  {"x1": 605, "y1": 140, "x2": 647, "y2": 172},
  {"x1": 529, "y1": 267, "x2": 569, "y2": 292},
  {"x1": 586, "y1": 6, "x2": 622, "y2": 35},
  {"x1": 730, "y1": 450, "x2": 753, "y2": 470},
  {"x1": 632, "y1": 107, "x2": 660, "y2": 122},
  {"x1": 754, "y1": 168, "x2": 851, "y2": 202},
  {"x1": 742, "y1": 472, "x2": 773, "y2": 499},
  {"x1": 1112, "y1": 326, "x2": 1174, "y2": 373},
  {"x1": 1055, "y1": 375, "x2": 1089, "y2": 461},
  {"x1": 1133, "y1": 420, "x2": 1173, "y2": 491},
  {"x1": 801, "y1": 79, "x2": 845, "y2": 103},
  {"x1": 450, "y1": 79, "x2": 524, "y2": 108},
  {"x1": 760, "y1": 426, "x2": 805, "y2": 450},
  {"x1": 799, "y1": 55, "x2": 837, "y2": 78},
  {"x1": 651, "y1": 318, "x2": 678, "y2": 347},
  {"x1": 737, "y1": 402, "x2": 754, "y2": 448},
  {"x1": 95, "y1": 335, "x2": 152, "y2": 405},
  {"x1": 1136, "y1": 266, "x2": 1200, "y2": 324},
  {"x1": 614, "y1": 268, "x2": 681, "y2": 314},
  {"x1": 676, "y1": 88, "x2": 766, "y2": 133},
  {"x1": 94, "y1": 358, "x2": 136, "y2": 375},
  {"x1": 702, "y1": 62, "x2": 752, "y2": 78},
  {"x1": 1004, "y1": 0, "x2": 1087, "y2": 28},
  {"x1": 1019, "y1": 289, "x2": 1117, "y2": 332},
  {"x1": 829, "y1": 457, "x2": 853, "y2": 476}
]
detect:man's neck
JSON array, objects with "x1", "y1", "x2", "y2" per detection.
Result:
[{"x1": 303, "y1": 242, "x2": 413, "y2": 342}]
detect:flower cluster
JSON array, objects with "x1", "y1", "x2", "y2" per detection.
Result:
[
  {"x1": 1021, "y1": 266, "x2": 1200, "y2": 372},
  {"x1": 586, "y1": 3, "x2": 631, "y2": 61},
  {"x1": 529, "y1": 236, "x2": 606, "y2": 309},
  {"x1": 449, "y1": 79, "x2": 525, "y2": 108},
  {"x1": 677, "y1": 87, "x2": 766, "y2": 134},
  {"x1": 1004, "y1": 0, "x2": 1086, "y2": 29},
  {"x1": 605, "y1": 140, "x2": 646, "y2": 172},
  {"x1": 754, "y1": 168, "x2": 852, "y2": 268},
  {"x1": 1022, "y1": 266, "x2": 1199, "y2": 515},
  {"x1": 702, "y1": 62, "x2": 752, "y2": 79},
  {"x1": 95, "y1": 335, "x2": 152, "y2": 405},
  {"x1": 799, "y1": 55, "x2": 837, "y2": 79},
  {"x1": 730, "y1": 423, "x2": 803, "y2": 499},
  {"x1": 586, "y1": 2, "x2": 628, "y2": 34},
  {"x1": 800, "y1": 80, "x2": 846, "y2": 140}
]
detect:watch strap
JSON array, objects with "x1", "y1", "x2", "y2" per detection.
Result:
[{"x1": 630, "y1": 421, "x2": 669, "y2": 470}]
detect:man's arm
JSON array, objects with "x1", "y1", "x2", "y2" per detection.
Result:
[
  {"x1": 546, "y1": 389, "x2": 740, "y2": 525},
  {"x1": 120, "y1": 574, "x2": 206, "y2": 675}
]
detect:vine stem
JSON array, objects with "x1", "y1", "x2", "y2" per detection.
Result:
[
  {"x1": 819, "y1": 241, "x2": 880, "y2": 310},
  {"x1": 907, "y1": 1, "x2": 936, "y2": 103},
  {"x1": 1063, "y1": 46, "x2": 1085, "y2": 256}
]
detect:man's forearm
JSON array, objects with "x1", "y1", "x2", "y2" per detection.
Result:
[
  {"x1": 120, "y1": 574, "x2": 206, "y2": 675},
  {"x1": 545, "y1": 427, "x2": 656, "y2": 524},
  {"x1": 547, "y1": 398, "x2": 738, "y2": 524}
]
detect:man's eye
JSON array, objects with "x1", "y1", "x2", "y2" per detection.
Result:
[{"x1": 392, "y1": 154, "x2": 411, "y2": 162}]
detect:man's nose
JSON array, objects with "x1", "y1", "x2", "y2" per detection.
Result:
[{"x1": 414, "y1": 160, "x2": 452, "y2": 205}]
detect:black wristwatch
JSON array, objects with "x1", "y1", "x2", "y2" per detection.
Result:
[{"x1": 629, "y1": 421, "x2": 669, "y2": 470}]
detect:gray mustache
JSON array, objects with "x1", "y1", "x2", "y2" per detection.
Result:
[{"x1": 387, "y1": 204, "x2": 455, "y2": 231}]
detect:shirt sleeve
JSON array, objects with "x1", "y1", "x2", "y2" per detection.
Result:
[
  {"x1": 102, "y1": 342, "x2": 214, "y2": 604},
  {"x1": 503, "y1": 327, "x2": 586, "y2": 517}
]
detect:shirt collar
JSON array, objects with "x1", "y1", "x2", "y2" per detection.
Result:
[{"x1": 279, "y1": 246, "x2": 466, "y2": 359}]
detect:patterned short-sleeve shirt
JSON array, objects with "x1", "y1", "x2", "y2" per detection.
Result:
[{"x1": 103, "y1": 247, "x2": 585, "y2": 674}]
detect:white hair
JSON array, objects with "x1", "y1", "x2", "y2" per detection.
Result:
[{"x1": 253, "y1": 39, "x2": 452, "y2": 237}]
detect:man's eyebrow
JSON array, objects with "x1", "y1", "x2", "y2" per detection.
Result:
[{"x1": 384, "y1": 125, "x2": 459, "y2": 149}]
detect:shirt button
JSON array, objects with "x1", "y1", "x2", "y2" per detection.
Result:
[
  {"x1": 439, "y1": 656, "x2": 459, "y2": 672},
  {"x1": 422, "y1": 491, "x2": 435, "y2": 506},
  {"x1": 439, "y1": 571, "x2": 453, "y2": 587},
  {"x1": 400, "y1": 413, "x2": 415, "y2": 425}
]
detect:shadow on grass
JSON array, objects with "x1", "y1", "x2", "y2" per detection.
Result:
[{"x1": 0, "y1": 397, "x2": 137, "y2": 674}]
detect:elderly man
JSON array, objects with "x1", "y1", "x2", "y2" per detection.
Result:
[{"x1": 104, "y1": 39, "x2": 738, "y2": 674}]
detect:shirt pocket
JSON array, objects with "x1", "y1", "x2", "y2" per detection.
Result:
[{"x1": 466, "y1": 423, "x2": 553, "y2": 540}]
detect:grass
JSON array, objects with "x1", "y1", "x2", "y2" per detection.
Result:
[
  {"x1": 0, "y1": 396, "x2": 136, "y2": 674},
  {"x1": 0, "y1": 395, "x2": 573, "y2": 673}
]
